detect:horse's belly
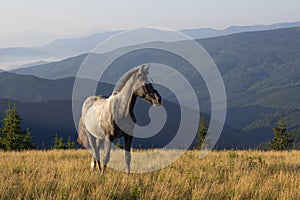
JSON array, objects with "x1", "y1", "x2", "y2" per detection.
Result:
[{"x1": 83, "y1": 107, "x2": 105, "y2": 139}]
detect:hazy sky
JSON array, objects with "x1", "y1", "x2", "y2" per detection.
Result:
[{"x1": 1, "y1": 0, "x2": 300, "y2": 34}]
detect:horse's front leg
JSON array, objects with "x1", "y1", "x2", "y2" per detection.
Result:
[
  {"x1": 102, "y1": 136, "x2": 112, "y2": 173},
  {"x1": 124, "y1": 134, "x2": 133, "y2": 174}
]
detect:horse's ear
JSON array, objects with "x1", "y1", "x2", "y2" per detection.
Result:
[
  {"x1": 138, "y1": 64, "x2": 149, "y2": 74},
  {"x1": 138, "y1": 66, "x2": 144, "y2": 74},
  {"x1": 144, "y1": 64, "x2": 150, "y2": 71}
]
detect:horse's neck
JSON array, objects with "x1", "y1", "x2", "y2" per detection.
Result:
[
  {"x1": 110, "y1": 80, "x2": 135, "y2": 118},
  {"x1": 129, "y1": 94, "x2": 137, "y2": 121}
]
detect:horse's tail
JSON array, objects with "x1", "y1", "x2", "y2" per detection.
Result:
[
  {"x1": 77, "y1": 118, "x2": 88, "y2": 148},
  {"x1": 77, "y1": 136, "x2": 84, "y2": 147}
]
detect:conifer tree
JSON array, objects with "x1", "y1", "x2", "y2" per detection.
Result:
[
  {"x1": 195, "y1": 113, "x2": 208, "y2": 149},
  {"x1": 58, "y1": 137, "x2": 65, "y2": 149},
  {"x1": 269, "y1": 117, "x2": 293, "y2": 151},
  {"x1": 0, "y1": 103, "x2": 34, "y2": 150},
  {"x1": 53, "y1": 133, "x2": 59, "y2": 149},
  {"x1": 66, "y1": 136, "x2": 75, "y2": 149},
  {"x1": 53, "y1": 134, "x2": 76, "y2": 149}
]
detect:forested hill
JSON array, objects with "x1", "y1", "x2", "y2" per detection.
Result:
[
  {"x1": 197, "y1": 27, "x2": 300, "y2": 136},
  {"x1": 199, "y1": 27, "x2": 300, "y2": 101}
]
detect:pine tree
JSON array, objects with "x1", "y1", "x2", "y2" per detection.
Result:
[
  {"x1": 19, "y1": 128, "x2": 34, "y2": 150},
  {"x1": 0, "y1": 103, "x2": 34, "y2": 150},
  {"x1": 195, "y1": 113, "x2": 208, "y2": 149},
  {"x1": 58, "y1": 137, "x2": 65, "y2": 149},
  {"x1": 53, "y1": 133, "x2": 59, "y2": 149},
  {"x1": 66, "y1": 136, "x2": 75, "y2": 149},
  {"x1": 268, "y1": 117, "x2": 293, "y2": 151},
  {"x1": 53, "y1": 133, "x2": 69, "y2": 149}
]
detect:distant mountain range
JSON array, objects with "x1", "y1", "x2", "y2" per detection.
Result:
[
  {"x1": 18, "y1": 60, "x2": 49, "y2": 68},
  {"x1": 0, "y1": 30, "x2": 121, "y2": 66},
  {"x1": 35, "y1": 30, "x2": 121, "y2": 58},
  {"x1": 0, "y1": 72, "x2": 113, "y2": 102},
  {"x1": 1, "y1": 26, "x2": 300, "y2": 149},
  {"x1": 0, "y1": 47, "x2": 53, "y2": 63},
  {"x1": 181, "y1": 21, "x2": 300, "y2": 39},
  {"x1": 1, "y1": 21, "x2": 300, "y2": 68}
]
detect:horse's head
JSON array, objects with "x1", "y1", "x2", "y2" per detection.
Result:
[{"x1": 134, "y1": 64, "x2": 162, "y2": 107}]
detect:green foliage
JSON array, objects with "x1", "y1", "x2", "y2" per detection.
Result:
[
  {"x1": 53, "y1": 133, "x2": 65, "y2": 149},
  {"x1": 195, "y1": 113, "x2": 208, "y2": 149},
  {"x1": 0, "y1": 102, "x2": 34, "y2": 150},
  {"x1": 19, "y1": 128, "x2": 34, "y2": 150},
  {"x1": 130, "y1": 186, "x2": 141, "y2": 200},
  {"x1": 66, "y1": 136, "x2": 75, "y2": 149},
  {"x1": 247, "y1": 156, "x2": 265, "y2": 168},
  {"x1": 58, "y1": 137, "x2": 65, "y2": 149},
  {"x1": 53, "y1": 133, "x2": 75, "y2": 150},
  {"x1": 268, "y1": 117, "x2": 294, "y2": 151},
  {"x1": 58, "y1": 188, "x2": 69, "y2": 200},
  {"x1": 115, "y1": 140, "x2": 122, "y2": 149},
  {"x1": 53, "y1": 133, "x2": 59, "y2": 149},
  {"x1": 228, "y1": 152, "x2": 239, "y2": 161}
]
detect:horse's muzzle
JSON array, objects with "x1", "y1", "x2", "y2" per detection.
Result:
[{"x1": 152, "y1": 92, "x2": 162, "y2": 107}]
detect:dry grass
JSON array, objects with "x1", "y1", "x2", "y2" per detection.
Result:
[{"x1": 0, "y1": 149, "x2": 299, "y2": 200}]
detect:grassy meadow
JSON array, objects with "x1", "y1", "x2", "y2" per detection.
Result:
[{"x1": 0, "y1": 149, "x2": 299, "y2": 200}]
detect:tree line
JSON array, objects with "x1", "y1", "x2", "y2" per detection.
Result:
[
  {"x1": 0, "y1": 102, "x2": 76, "y2": 150},
  {"x1": 0, "y1": 102, "x2": 298, "y2": 151},
  {"x1": 196, "y1": 113, "x2": 296, "y2": 151}
]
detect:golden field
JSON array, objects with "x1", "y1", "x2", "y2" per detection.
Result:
[{"x1": 0, "y1": 150, "x2": 299, "y2": 200}]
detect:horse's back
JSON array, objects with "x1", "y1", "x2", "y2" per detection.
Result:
[
  {"x1": 82, "y1": 96, "x2": 106, "y2": 115},
  {"x1": 81, "y1": 95, "x2": 109, "y2": 139}
]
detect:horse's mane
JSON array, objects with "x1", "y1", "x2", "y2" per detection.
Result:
[{"x1": 112, "y1": 66, "x2": 141, "y2": 95}]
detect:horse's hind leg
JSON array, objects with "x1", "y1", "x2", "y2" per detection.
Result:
[
  {"x1": 102, "y1": 136, "x2": 112, "y2": 173},
  {"x1": 78, "y1": 118, "x2": 97, "y2": 171},
  {"x1": 95, "y1": 138, "x2": 104, "y2": 172},
  {"x1": 86, "y1": 133, "x2": 102, "y2": 172},
  {"x1": 90, "y1": 157, "x2": 96, "y2": 169}
]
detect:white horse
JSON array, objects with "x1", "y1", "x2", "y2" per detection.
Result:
[{"x1": 77, "y1": 64, "x2": 162, "y2": 173}]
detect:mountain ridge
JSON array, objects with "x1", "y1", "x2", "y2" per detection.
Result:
[
  {"x1": 1, "y1": 21, "x2": 300, "y2": 69},
  {"x1": 180, "y1": 21, "x2": 300, "y2": 39}
]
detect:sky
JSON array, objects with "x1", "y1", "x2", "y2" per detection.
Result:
[{"x1": 0, "y1": 0, "x2": 300, "y2": 47}]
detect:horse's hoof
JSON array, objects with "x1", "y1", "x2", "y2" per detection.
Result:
[
  {"x1": 90, "y1": 162, "x2": 96, "y2": 170},
  {"x1": 101, "y1": 164, "x2": 107, "y2": 173}
]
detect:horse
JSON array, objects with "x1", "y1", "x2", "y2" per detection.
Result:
[{"x1": 77, "y1": 64, "x2": 162, "y2": 173}]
